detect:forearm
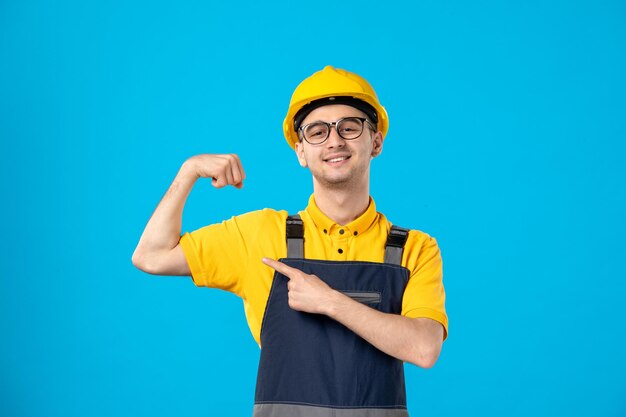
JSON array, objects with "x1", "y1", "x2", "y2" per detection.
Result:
[
  {"x1": 132, "y1": 161, "x2": 198, "y2": 271},
  {"x1": 262, "y1": 258, "x2": 445, "y2": 367},
  {"x1": 326, "y1": 291, "x2": 443, "y2": 368}
]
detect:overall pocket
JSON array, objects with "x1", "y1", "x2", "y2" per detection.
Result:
[{"x1": 340, "y1": 291, "x2": 381, "y2": 305}]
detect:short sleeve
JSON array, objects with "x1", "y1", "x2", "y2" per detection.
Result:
[
  {"x1": 401, "y1": 232, "x2": 448, "y2": 340},
  {"x1": 179, "y1": 209, "x2": 284, "y2": 298}
]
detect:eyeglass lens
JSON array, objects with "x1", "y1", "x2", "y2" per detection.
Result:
[{"x1": 303, "y1": 117, "x2": 364, "y2": 144}]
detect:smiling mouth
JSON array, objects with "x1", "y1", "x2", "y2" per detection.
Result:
[{"x1": 324, "y1": 155, "x2": 351, "y2": 163}]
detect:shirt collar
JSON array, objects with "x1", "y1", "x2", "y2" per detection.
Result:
[{"x1": 304, "y1": 194, "x2": 379, "y2": 235}]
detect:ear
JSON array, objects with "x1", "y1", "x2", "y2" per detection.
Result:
[
  {"x1": 371, "y1": 131, "x2": 384, "y2": 158},
  {"x1": 295, "y1": 141, "x2": 308, "y2": 167}
]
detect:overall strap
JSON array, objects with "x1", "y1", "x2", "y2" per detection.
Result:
[
  {"x1": 384, "y1": 225, "x2": 410, "y2": 265},
  {"x1": 286, "y1": 216, "x2": 410, "y2": 264},
  {"x1": 286, "y1": 214, "x2": 304, "y2": 258}
]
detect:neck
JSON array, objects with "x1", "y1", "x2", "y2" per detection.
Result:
[{"x1": 312, "y1": 180, "x2": 370, "y2": 226}]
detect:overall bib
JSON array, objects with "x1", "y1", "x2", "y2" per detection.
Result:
[{"x1": 254, "y1": 216, "x2": 412, "y2": 417}]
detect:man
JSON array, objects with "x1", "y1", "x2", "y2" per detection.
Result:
[{"x1": 132, "y1": 65, "x2": 448, "y2": 417}]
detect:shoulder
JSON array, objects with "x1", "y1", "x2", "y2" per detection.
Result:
[
  {"x1": 402, "y1": 229, "x2": 441, "y2": 275},
  {"x1": 377, "y1": 213, "x2": 437, "y2": 247},
  {"x1": 185, "y1": 208, "x2": 288, "y2": 239},
  {"x1": 232, "y1": 208, "x2": 288, "y2": 224},
  {"x1": 223, "y1": 208, "x2": 289, "y2": 235},
  {"x1": 377, "y1": 213, "x2": 441, "y2": 267},
  {"x1": 406, "y1": 229, "x2": 439, "y2": 252}
]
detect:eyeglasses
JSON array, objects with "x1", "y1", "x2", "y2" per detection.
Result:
[{"x1": 298, "y1": 117, "x2": 375, "y2": 145}]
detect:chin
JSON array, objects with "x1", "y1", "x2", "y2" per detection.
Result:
[{"x1": 314, "y1": 174, "x2": 356, "y2": 188}]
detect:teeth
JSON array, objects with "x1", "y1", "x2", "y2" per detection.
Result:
[{"x1": 327, "y1": 156, "x2": 347, "y2": 163}]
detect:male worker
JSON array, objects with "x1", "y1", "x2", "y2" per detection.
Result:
[{"x1": 132, "y1": 65, "x2": 448, "y2": 417}]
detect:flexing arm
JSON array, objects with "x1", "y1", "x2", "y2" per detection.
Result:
[
  {"x1": 262, "y1": 258, "x2": 444, "y2": 368},
  {"x1": 132, "y1": 154, "x2": 245, "y2": 275}
]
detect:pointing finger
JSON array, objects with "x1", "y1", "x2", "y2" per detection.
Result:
[{"x1": 262, "y1": 258, "x2": 300, "y2": 279}]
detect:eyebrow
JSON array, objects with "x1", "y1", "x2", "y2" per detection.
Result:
[{"x1": 305, "y1": 116, "x2": 364, "y2": 125}]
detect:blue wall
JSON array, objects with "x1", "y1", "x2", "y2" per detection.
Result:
[{"x1": 2, "y1": 1, "x2": 625, "y2": 416}]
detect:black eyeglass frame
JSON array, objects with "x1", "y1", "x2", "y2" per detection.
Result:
[{"x1": 298, "y1": 117, "x2": 376, "y2": 145}]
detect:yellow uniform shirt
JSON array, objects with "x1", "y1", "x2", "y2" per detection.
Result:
[{"x1": 180, "y1": 195, "x2": 448, "y2": 346}]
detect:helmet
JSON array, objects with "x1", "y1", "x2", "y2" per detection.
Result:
[{"x1": 283, "y1": 66, "x2": 389, "y2": 149}]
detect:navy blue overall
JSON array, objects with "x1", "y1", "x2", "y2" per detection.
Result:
[{"x1": 254, "y1": 216, "x2": 412, "y2": 417}]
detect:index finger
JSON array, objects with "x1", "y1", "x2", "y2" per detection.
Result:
[{"x1": 262, "y1": 257, "x2": 300, "y2": 278}]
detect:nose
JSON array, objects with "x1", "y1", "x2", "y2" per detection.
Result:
[{"x1": 325, "y1": 126, "x2": 345, "y2": 148}]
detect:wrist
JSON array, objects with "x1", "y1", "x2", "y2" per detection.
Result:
[
  {"x1": 324, "y1": 289, "x2": 349, "y2": 318},
  {"x1": 179, "y1": 159, "x2": 201, "y2": 182}
]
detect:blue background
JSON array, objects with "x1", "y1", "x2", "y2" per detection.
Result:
[{"x1": 2, "y1": 1, "x2": 625, "y2": 416}]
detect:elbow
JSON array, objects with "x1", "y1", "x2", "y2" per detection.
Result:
[
  {"x1": 406, "y1": 344, "x2": 442, "y2": 369},
  {"x1": 132, "y1": 246, "x2": 188, "y2": 276},
  {"x1": 403, "y1": 318, "x2": 445, "y2": 368},
  {"x1": 131, "y1": 249, "x2": 145, "y2": 271},
  {"x1": 412, "y1": 352, "x2": 439, "y2": 369},
  {"x1": 132, "y1": 249, "x2": 155, "y2": 274}
]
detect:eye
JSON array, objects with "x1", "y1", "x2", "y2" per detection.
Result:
[
  {"x1": 305, "y1": 123, "x2": 328, "y2": 139},
  {"x1": 338, "y1": 118, "x2": 362, "y2": 135}
]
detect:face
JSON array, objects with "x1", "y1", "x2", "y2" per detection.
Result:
[{"x1": 294, "y1": 104, "x2": 384, "y2": 190}]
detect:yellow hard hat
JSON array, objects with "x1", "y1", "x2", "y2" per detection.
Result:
[{"x1": 283, "y1": 66, "x2": 389, "y2": 149}]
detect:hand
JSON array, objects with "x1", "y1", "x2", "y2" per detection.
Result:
[
  {"x1": 183, "y1": 154, "x2": 246, "y2": 189},
  {"x1": 262, "y1": 258, "x2": 338, "y2": 315}
]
